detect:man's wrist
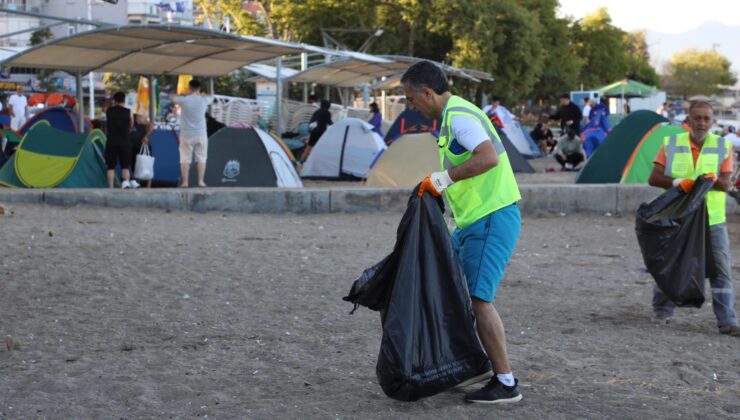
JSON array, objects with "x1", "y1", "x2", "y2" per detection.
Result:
[{"x1": 672, "y1": 178, "x2": 685, "y2": 187}]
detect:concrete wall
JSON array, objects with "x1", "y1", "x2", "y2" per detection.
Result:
[{"x1": 0, "y1": 185, "x2": 737, "y2": 217}]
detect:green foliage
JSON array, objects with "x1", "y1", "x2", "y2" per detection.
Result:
[
  {"x1": 29, "y1": 28, "x2": 53, "y2": 46},
  {"x1": 664, "y1": 48, "x2": 737, "y2": 98},
  {"x1": 571, "y1": 7, "x2": 627, "y2": 88},
  {"x1": 186, "y1": 1, "x2": 663, "y2": 105},
  {"x1": 519, "y1": 0, "x2": 583, "y2": 101},
  {"x1": 194, "y1": 0, "x2": 268, "y2": 35},
  {"x1": 624, "y1": 31, "x2": 660, "y2": 87},
  {"x1": 30, "y1": 28, "x2": 56, "y2": 92},
  {"x1": 104, "y1": 73, "x2": 140, "y2": 94}
]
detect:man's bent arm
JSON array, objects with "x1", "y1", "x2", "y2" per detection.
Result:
[
  {"x1": 715, "y1": 172, "x2": 731, "y2": 192},
  {"x1": 648, "y1": 163, "x2": 674, "y2": 189},
  {"x1": 448, "y1": 140, "x2": 499, "y2": 182}
]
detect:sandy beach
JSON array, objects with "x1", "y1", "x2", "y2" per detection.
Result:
[{"x1": 0, "y1": 203, "x2": 738, "y2": 419}]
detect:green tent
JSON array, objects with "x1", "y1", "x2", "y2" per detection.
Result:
[
  {"x1": 621, "y1": 124, "x2": 687, "y2": 184},
  {"x1": 596, "y1": 79, "x2": 658, "y2": 98},
  {"x1": 0, "y1": 121, "x2": 110, "y2": 188},
  {"x1": 607, "y1": 114, "x2": 624, "y2": 128},
  {"x1": 576, "y1": 110, "x2": 668, "y2": 184},
  {"x1": 1, "y1": 129, "x2": 22, "y2": 145}
]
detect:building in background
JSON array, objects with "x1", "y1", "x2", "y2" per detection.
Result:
[{"x1": 0, "y1": 0, "x2": 42, "y2": 47}]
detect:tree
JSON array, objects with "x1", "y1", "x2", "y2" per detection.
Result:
[
  {"x1": 624, "y1": 30, "x2": 660, "y2": 87},
  {"x1": 571, "y1": 7, "x2": 628, "y2": 88},
  {"x1": 444, "y1": 0, "x2": 545, "y2": 103},
  {"x1": 519, "y1": 0, "x2": 584, "y2": 101},
  {"x1": 664, "y1": 48, "x2": 737, "y2": 99},
  {"x1": 30, "y1": 28, "x2": 56, "y2": 92},
  {"x1": 195, "y1": 0, "x2": 268, "y2": 36}
]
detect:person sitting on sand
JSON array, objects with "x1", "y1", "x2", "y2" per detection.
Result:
[{"x1": 554, "y1": 129, "x2": 585, "y2": 171}]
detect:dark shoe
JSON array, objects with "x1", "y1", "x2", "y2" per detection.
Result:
[
  {"x1": 718, "y1": 325, "x2": 740, "y2": 336},
  {"x1": 455, "y1": 369, "x2": 493, "y2": 388},
  {"x1": 465, "y1": 376, "x2": 522, "y2": 404},
  {"x1": 652, "y1": 313, "x2": 673, "y2": 324}
]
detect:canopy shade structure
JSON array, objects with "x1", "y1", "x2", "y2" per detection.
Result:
[
  {"x1": 287, "y1": 56, "x2": 399, "y2": 87},
  {"x1": 596, "y1": 79, "x2": 658, "y2": 98},
  {"x1": 290, "y1": 55, "x2": 481, "y2": 88},
  {"x1": 377, "y1": 55, "x2": 481, "y2": 83},
  {"x1": 244, "y1": 63, "x2": 300, "y2": 82},
  {"x1": 0, "y1": 25, "x2": 310, "y2": 77}
]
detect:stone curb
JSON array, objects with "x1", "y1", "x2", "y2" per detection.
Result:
[{"x1": 0, "y1": 185, "x2": 737, "y2": 216}]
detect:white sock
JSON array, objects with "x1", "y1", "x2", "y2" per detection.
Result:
[{"x1": 497, "y1": 372, "x2": 515, "y2": 387}]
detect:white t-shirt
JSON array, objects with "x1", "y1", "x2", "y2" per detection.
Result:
[
  {"x1": 450, "y1": 115, "x2": 489, "y2": 151},
  {"x1": 9, "y1": 94, "x2": 27, "y2": 117},
  {"x1": 724, "y1": 132, "x2": 740, "y2": 148},
  {"x1": 173, "y1": 94, "x2": 212, "y2": 134},
  {"x1": 582, "y1": 105, "x2": 591, "y2": 119}
]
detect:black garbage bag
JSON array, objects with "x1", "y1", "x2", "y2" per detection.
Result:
[
  {"x1": 635, "y1": 176, "x2": 716, "y2": 308},
  {"x1": 343, "y1": 186, "x2": 490, "y2": 401}
]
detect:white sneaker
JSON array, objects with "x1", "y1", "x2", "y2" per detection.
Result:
[
  {"x1": 121, "y1": 180, "x2": 131, "y2": 189},
  {"x1": 129, "y1": 180, "x2": 140, "y2": 189}
]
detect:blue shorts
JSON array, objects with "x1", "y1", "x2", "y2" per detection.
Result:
[{"x1": 451, "y1": 204, "x2": 521, "y2": 302}]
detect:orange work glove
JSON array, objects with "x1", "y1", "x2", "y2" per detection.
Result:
[
  {"x1": 703, "y1": 173, "x2": 717, "y2": 183},
  {"x1": 676, "y1": 178, "x2": 694, "y2": 193},
  {"x1": 418, "y1": 171, "x2": 454, "y2": 197}
]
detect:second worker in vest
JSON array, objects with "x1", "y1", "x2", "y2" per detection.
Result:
[
  {"x1": 402, "y1": 61, "x2": 523, "y2": 404},
  {"x1": 648, "y1": 100, "x2": 739, "y2": 336}
]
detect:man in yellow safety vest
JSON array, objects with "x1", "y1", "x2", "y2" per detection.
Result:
[
  {"x1": 648, "y1": 100, "x2": 739, "y2": 336},
  {"x1": 402, "y1": 61, "x2": 523, "y2": 404}
]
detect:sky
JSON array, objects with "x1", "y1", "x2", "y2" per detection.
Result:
[{"x1": 557, "y1": 0, "x2": 740, "y2": 34}]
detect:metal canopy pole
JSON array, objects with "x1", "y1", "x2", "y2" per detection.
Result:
[
  {"x1": 301, "y1": 52, "x2": 308, "y2": 102},
  {"x1": 87, "y1": 0, "x2": 95, "y2": 121},
  {"x1": 209, "y1": 77, "x2": 215, "y2": 95},
  {"x1": 0, "y1": 21, "x2": 66, "y2": 40},
  {"x1": 75, "y1": 71, "x2": 84, "y2": 133},
  {"x1": 275, "y1": 57, "x2": 282, "y2": 134},
  {"x1": 148, "y1": 75, "x2": 156, "y2": 123}
]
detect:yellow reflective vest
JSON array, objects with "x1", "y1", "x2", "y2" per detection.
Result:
[
  {"x1": 439, "y1": 96, "x2": 521, "y2": 228},
  {"x1": 662, "y1": 132, "x2": 731, "y2": 225}
]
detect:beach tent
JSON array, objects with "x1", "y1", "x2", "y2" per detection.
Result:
[
  {"x1": 1, "y1": 128, "x2": 22, "y2": 145},
  {"x1": 493, "y1": 125, "x2": 535, "y2": 173},
  {"x1": 19, "y1": 107, "x2": 91, "y2": 135},
  {"x1": 384, "y1": 109, "x2": 439, "y2": 143},
  {"x1": 621, "y1": 124, "x2": 687, "y2": 184},
  {"x1": 188, "y1": 126, "x2": 301, "y2": 187},
  {"x1": 149, "y1": 127, "x2": 181, "y2": 186},
  {"x1": 365, "y1": 132, "x2": 439, "y2": 187},
  {"x1": 607, "y1": 114, "x2": 624, "y2": 128},
  {"x1": 501, "y1": 120, "x2": 541, "y2": 158},
  {"x1": 301, "y1": 118, "x2": 386, "y2": 179},
  {"x1": 576, "y1": 110, "x2": 667, "y2": 183},
  {"x1": 580, "y1": 111, "x2": 611, "y2": 157},
  {"x1": 0, "y1": 120, "x2": 108, "y2": 188}
]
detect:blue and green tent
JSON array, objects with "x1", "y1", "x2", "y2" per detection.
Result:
[{"x1": 0, "y1": 121, "x2": 110, "y2": 188}]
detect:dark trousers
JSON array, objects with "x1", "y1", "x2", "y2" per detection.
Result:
[{"x1": 555, "y1": 152, "x2": 584, "y2": 168}]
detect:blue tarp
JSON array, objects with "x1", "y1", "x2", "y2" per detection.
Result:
[{"x1": 149, "y1": 128, "x2": 181, "y2": 184}]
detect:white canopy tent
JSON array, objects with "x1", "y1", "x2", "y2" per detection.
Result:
[{"x1": 0, "y1": 25, "x2": 313, "y2": 131}]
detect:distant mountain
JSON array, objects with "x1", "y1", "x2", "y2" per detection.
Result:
[{"x1": 647, "y1": 21, "x2": 740, "y2": 76}]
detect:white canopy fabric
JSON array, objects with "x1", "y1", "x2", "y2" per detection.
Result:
[
  {"x1": 289, "y1": 55, "x2": 483, "y2": 88},
  {"x1": 288, "y1": 57, "x2": 398, "y2": 88},
  {"x1": 244, "y1": 63, "x2": 300, "y2": 82},
  {"x1": 0, "y1": 25, "x2": 309, "y2": 76}
]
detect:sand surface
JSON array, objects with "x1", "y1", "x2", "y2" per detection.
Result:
[{"x1": 0, "y1": 204, "x2": 738, "y2": 419}]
